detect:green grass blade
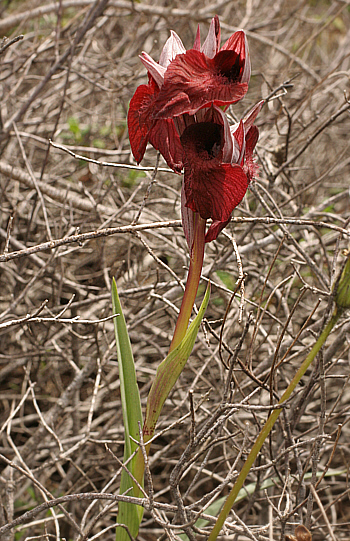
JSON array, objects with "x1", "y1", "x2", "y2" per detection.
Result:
[
  {"x1": 208, "y1": 310, "x2": 340, "y2": 541},
  {"x1": 179, "y1": 469, "x2": 346, "y2": 540},
  {"x1": 112, "y1": 278, "x2": 143, "y2": 540}
]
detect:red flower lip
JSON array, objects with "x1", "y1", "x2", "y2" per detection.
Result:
[
  {"x1": 179, "y1": 104, "x2": 262, "y2": 247},
  {"x1": 153, "y1": 30, "x2": 250, "y2": 119},
  {"x1": 180, "y1": 111, "x2": 248, "y2": 224},
  {"x1": 181, "y1": 122, "x2": 224, "y2": 165}
]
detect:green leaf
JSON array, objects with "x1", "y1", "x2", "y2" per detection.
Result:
[
  {"x1": 112, "y1": 278, "x2": 143, "y2": 540},
  {"x1": 68, "y1": 116, "x2": 81, "y2": 140},
  {"x1": 335, "y1": 252, "x2": 350, "y2": 311},
  {"x1": 179, "y1": 498, "x2": 223, "y2": 540},
  {"x1": 92, "y1": 138, "x2": 106, "y2": 149},
  {"x1": 215, "y1": 270, "x2": 234, "y2": 291},
  {"x1": 143, "y1": 282, "x2": 210, "y2": 441},
  {"x1": 208, "y1": 308, "x2": 341, "y2": 541}
]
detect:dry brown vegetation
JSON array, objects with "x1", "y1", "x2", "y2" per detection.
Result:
[{"x1": 1, "y1": 1, "x2": 350, "y2": 540}]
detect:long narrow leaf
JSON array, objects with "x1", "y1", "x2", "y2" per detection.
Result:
[
  {"x1": 208, "y1": 309, "x2": 341, "y2": 541},
  {"x1": 143, "y1": 282, "x2": 210, "y2": 441},
  {"x1": 179, "y1": 469, "x2": 346, "y2": 540},
  {"x1": 112, "y1": 278, "x2": 143, "y2": 540},
  {"x1": 132, "y1": 281, "x2": 211, "y2": 510}
]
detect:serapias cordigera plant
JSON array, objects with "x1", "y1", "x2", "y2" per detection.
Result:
[{"x1": 114, "y1": 15, "x2": 263, "y2": 540}]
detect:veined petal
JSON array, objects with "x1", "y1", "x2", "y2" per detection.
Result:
[
  {"x1": 149, "y1": 119, "x2": 184, "y2": 172},
  {"x1": 154, "y1": 49, "x2": 248, "y2": 118},
  {"x1": 205, "y1": 219, "x2": 230, "y2": 243},
  {"x1": 230, "y1": 126, "x2": 243, "y2": 164},
  {"x1": 201, "y1": 15, "x2": 221, "y2": 59},
  {"x1": 159, "y1": 30, "x2": 186, "y2": 68},
  {"x1": 244, "y1": 125, "x2": 259, "y2": 182},
  {"x1": 243, "y1": 100, "x2": 264, "y2": 132},
  {"x1": 156, "y1": 91, "x2": 192, "y2": 121},
  {"x1": 231, "y1": 120, "x2": 245, "y2": 164},
  {"x1": 193, "y1": 24, "x2": 201, "y2": 51},
  {"x1": 140, "y1": 52, "x2": 166, "y2": 87},
  {"x1": 183, "y1": 162, "x2": 248, "y2": 222},
  {"x1": 127, "y1": 79, "x2": 158, "y2": 163},
  {"x1": 173, "y1": 113, "x2": 196, "y2": 138},
  {"x1": 246, "y1": 125, "x2": 259, "y2": 152},
  {"x1": 180, "y1": 121, "x2": 224, "y2": 167},
  {"x1": 221, "y1": 30, "x2": 250, "y2": 84},
  {"x1": 209, "y1": 106, "x2": 233, "y2": 163},
  {"x1": 213, "y1": 49, "x2": 247, "y2": 84},
  {"x1": 197, "y1": 105, "x2": 234, "y2": 163}
]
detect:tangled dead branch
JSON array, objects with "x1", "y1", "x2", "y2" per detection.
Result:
[{"x1": 1, "y1": 1, "x2": 350, "y2": 540}]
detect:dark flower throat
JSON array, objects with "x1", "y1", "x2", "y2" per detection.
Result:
[{"x1": 180, "y1": 122, "x2": 223, "y2": 161}]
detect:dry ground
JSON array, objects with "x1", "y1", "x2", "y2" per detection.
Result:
[{"x1": 0, "y1": 1, "x2": 350, "y2": 540}]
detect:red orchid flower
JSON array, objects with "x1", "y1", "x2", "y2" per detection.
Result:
[
  {"x1": 127, "y1": 16, "x2": 251, "y2": 171},
  {"x1": 154, "y1": 21, "x2": 251, "y2": 119},
  {"x1": 180, "y1": 102, "x2": 263, "y2": 249}
]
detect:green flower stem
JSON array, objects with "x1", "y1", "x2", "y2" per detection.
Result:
[
  {"x1": 169, "y1": 213, "x2": 206, "y2": 353},
  {"x1": 133, "y1": 214, "x2": 207, "y2": 501},
  {"x1": 132, "y1": 283, "x2": 210, "y2": 504},
  {"x1": 208, "y1": 308, "x2": 341, "y2": 541}
]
